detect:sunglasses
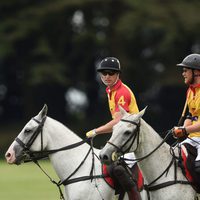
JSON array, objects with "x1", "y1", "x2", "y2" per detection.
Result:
[{"x1": 100, "y1": 71, "x2": 117, "y2": 76}]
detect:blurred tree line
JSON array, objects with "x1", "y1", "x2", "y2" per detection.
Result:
[{"x1": 1, "y1": 0, "x2": 200, "y2": 152}]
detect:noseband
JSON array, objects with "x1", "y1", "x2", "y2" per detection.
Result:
[
  {"x1": 107, "y1": 119, "x2": 140, "y2": 155},
  {"x1": 15, "y1": 117, "x2": 47, "y2": 157}
]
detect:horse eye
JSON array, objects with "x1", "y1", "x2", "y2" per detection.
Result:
[
  {"x1": 124, "y1": 131, "x2": 131, "y2": 136},
  {"x1": 25, "y1": 129, "x2": 31, "y2": 133}
]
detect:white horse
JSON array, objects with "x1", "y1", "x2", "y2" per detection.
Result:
[
  {"x1": 5, "y1": 105, "x2": 130, "y2": 200},
  {"x1": 99, "y1": 107, "x2": 198, "y2": 200}
]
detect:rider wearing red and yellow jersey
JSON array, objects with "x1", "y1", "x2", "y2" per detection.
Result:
[
  {"x1": 86, "y1": 57, "x2": 139, "y2": 136},
  {"x1": 86, "y1": 57, "x2": 142, "y2": 200},
  {"x1": 172, "y1": 53, "x2": 200, "y2": 173}
]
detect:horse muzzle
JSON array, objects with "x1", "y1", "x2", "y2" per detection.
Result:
[
  {"x1": 5, "y1": 150, "x2": 17, "y2": 164},
  {"x1": 99, "y1": 150, "x2": 121, "y2": 165},
  {"x1": 5, "y1": 147, "x2": 31, "y2": 165}
]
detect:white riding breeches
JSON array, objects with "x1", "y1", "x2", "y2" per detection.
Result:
[
  {"x1": 123, "y1": 152, "x2": 136, "y2": 168},
  {"x1": 182, "y1": 137, "x2": 200, "y2": 161}
]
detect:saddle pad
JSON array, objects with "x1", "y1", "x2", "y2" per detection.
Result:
[
  {"x1": 137, "y1": 167, "x2": 144, "y2": 191},
  {"x1": 102, "y1": 164, "x2": 114, "y2": 188},
  {"x1": 131, "y1": 163, "x2": 144, "y2": 191},
  {"x1": 181, "y1": 145, "x2": 193, "y2": 182}
]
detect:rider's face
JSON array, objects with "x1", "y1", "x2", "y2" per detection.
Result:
[
  {"x1": 100, "y1": 70, "x2": 119, "y2": 87},
  {"x1": 182, "y1": 68, "x2": 193, "y2": 85}
]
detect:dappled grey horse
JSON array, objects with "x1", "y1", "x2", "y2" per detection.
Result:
[{"x1": 100, "y1": 107, "x2": 198, "y2": 200}]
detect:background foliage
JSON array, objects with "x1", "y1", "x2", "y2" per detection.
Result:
[
  {"x1": 1, "y1": 1, "x2": 200, "y2": 199},
  {"x1": 1, "y1": 0, "x2": 200, "y2": 153}
]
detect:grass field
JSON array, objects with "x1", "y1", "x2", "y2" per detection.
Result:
[{"x1": 0, "y1": 159, "x2": 62, "y2": 200}]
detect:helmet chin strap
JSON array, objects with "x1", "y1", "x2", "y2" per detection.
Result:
[{"x1": 190, "y1": 70, "x2": 195, "y2": 84}]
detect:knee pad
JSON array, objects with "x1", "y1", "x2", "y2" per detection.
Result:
[
  {"x1": 113, "y1": 165, "x2": 126, "y2": 177},
  {"x1": 113, "y1": 165, "x2": 136, "y2": 191}
]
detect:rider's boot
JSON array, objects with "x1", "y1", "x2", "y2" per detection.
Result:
[
  {"x1": 195, "y1": 160, "x2": 200, "y2": 173},
  {"x1": 127, "y1": 189, "x2": 141, "y2": 200},
  {"x1": 113, "y1": 165, "x2": 141, "y2": 200}
]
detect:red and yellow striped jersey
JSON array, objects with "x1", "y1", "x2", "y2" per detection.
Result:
[{"x1": 106, "y1": 80, "x2": 139, "y2": 119}]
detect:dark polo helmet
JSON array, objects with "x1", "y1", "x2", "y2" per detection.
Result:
[
  {"x1": 97, "y1": 57, "x2": 121, "y2": 72},
  {"x1": 177, "y1": 53, "x2": 200, "y2": 70}
]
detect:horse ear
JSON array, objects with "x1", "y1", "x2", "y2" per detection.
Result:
[
  {"x1": 38, "y1": 104, "x2": 48, "y2": 119},
  {"x1": 119, "y1": 105, "x2": 128, "y2": 116},
  {"x1": 137, "y1": 106, "x2": 148, "y2": 118}
]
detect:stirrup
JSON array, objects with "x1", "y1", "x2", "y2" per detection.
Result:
[{"x1": 113, "y1": 194, "x2": 119, "y2": 200}]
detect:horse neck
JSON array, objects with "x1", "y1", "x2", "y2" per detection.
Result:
[
  {"x1": 136, "y1": 119, "x2": 177, "y2": 183},
  {"x1": 44, "y1": 117, "x2": 82, "y2": 149},
  {"x1": 44, "y1": 117, "x2": 99, "y2": 180}
]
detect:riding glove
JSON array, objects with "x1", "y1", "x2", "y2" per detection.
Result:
[
  {"x1": 172, "y1": 126, "x2": 188, "y2": 138},
  {"x1": 86, "y1": 129, "x2": 97, "y2": 138}
]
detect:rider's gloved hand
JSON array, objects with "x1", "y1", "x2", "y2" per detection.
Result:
[
  {"x1": 172, "y1": 126, "x2": 188, "y2": 138},
  {"x1": 86, "y1": 129, "x2": 97, "y2": 138}
]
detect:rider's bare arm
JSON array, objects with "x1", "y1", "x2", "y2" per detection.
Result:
[
  {"x1": 95, "y1": 112, "x2": 122, "y2": 134},
  {"x1": 185, "y1": 121, "x2": 200, "y2": 133}
]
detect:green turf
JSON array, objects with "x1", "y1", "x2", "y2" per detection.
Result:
[{"x1": 0, "y1": 160, "x2": 62, "y2": 200}]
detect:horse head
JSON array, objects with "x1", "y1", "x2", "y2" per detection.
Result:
[
  {"x1": 100, "y1": 106, "x2": 146, "y2": 165},
  {"x1": 5, "y1": 104, "x2": 48, "y2": 165}
]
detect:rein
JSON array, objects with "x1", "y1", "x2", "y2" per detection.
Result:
[
  {"x1": 128, "y1": 130, "x2": 173, "y2": 162},
  {"x1": 109, "y1": 118, "x2": 191, "y2": 199},
  {"x1": 15, "y1": 118, "x2": 108, "y2": 200},
  {"x1": 33, "y1": 138, "x2": 107, "y2": 200},
  {"x1": 24, "y1": 138, "x2": 90, "y2": 162}
]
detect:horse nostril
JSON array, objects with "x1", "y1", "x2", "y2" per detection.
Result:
[
  {"x1": 102, "y1": 154, "x2": 109, "y2": 161},
  {"x1": 5, "y1": 152, "x2": 11, "y2": 158},
  {"x1": 99, "y1": 154, "x2": 109, "y2": 162}
]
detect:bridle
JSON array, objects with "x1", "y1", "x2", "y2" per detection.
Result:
[
  {"x1": 15, "y1": 117, "x2": 93, "y2": 162},
  {"x1": 15, "y1": 117, "x2": 47, "y2": 161},
  {"x1": 107, "y1": 118, "x2": 173, "y2": 162},
  {"x1": 107, "y1": 119, "x2": 141, "y2": 156}
]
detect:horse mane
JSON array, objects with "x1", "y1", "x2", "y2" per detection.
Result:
[
  {"x1": 140, "y1": 119, "x2": 163, "y2": 139},
  {"x1": 139, "y1": 118, "x2": 171, "y2": 151},
  {"x1": 46, "y1": 116, "x2": 82, "y2": 140}
]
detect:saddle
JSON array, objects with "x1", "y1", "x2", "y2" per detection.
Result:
[
  {"x1": 179, "y1": 143, "x2": 200, "y2": 193},
  {"x1": 102, "y1": 163, "x2": 143, "y2": 199}
]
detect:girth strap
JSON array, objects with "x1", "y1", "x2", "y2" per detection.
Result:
[
  {"x1": 143, "y1": 180, "x2": 190, "y2": 200},
  {"x1": 144, "y1": 180, "x2": 190, "y2": 191}
]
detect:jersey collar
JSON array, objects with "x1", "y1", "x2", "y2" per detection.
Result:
[
  {"x1": 189, "y1": 83, "x2": 200, "y2": 95},
  {"x1": 106, "y1": 79, "x2": 122, "y2": 94}
]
